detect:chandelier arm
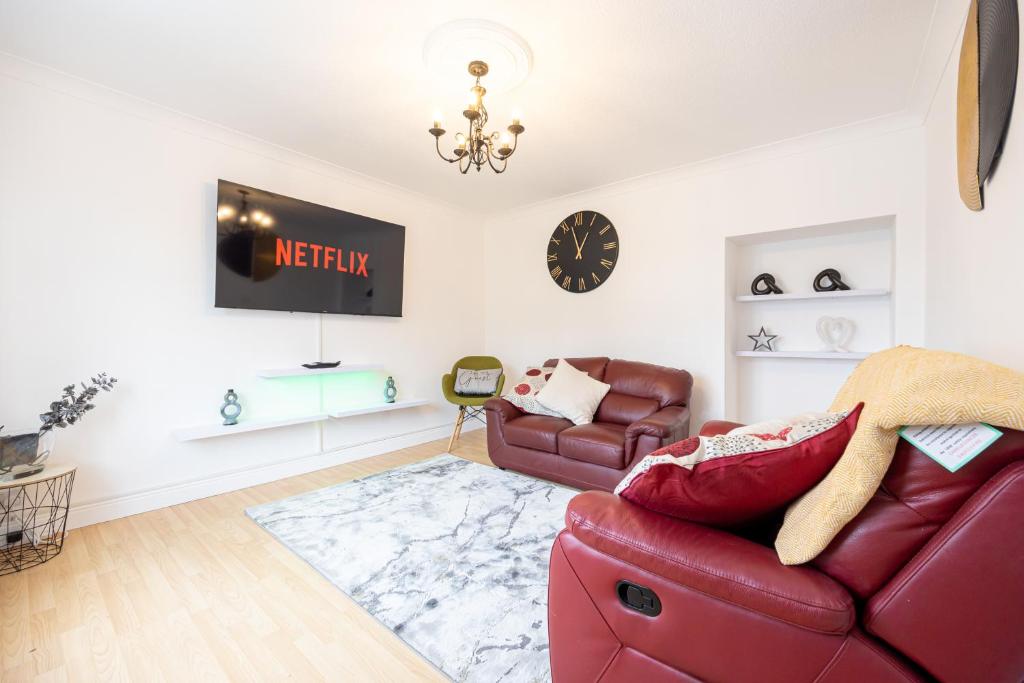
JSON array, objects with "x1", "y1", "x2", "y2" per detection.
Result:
[
  {"x1": 434, "y1": 136, "x2": 462, "y2": 163},
  {"x1": 484, "y1": 143, "x2": 508, "y2": 174},
  {"x1": 495, "y1": 134, "x2": 519, "y2": 160}
]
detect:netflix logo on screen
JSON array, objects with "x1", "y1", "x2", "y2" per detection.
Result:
[
  {"x1": 274, "y1": 238, "x2": 370, "y2": 277},
  {"x1": 214, "y1": 180, "x2": 405, "y2": 316}
]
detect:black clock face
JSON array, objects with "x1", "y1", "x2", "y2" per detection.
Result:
[{"x1": 547, "y1": 211, "x2": 619, "y2": 293}]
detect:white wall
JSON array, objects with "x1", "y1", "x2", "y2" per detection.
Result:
[
  {"x1": 0, "y1": 56, "x2": 485, "y2": 526},
  {"x1": 483, "y1": 122, "x2": 927, "y2": 428},
  {"x1": 923, "y1": 13, "x2": 1024, "y2": 372}
]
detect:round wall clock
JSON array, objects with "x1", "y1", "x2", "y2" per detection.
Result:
[{"x1": 547, "y1": 211, "x2": 619, "y2": 293}]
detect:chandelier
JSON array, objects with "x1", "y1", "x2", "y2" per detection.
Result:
[{"x1": 428, "y1": 61, "x2": 525, "y2": 174}]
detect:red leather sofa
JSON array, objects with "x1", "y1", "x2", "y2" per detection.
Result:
[
  {"x1": 548, "y1": 419, "x2": 1024, "y2": 682},
  {"x1": 484, "y1": 357, "x2": 692, "y2": 491}
]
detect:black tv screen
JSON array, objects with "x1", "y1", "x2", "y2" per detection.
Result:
[{"x1": 215, "y1": 180, "x2": 405, "y2": 316}]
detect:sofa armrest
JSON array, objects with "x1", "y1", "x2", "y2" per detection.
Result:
[
  {"x1": 699, "y1": 419, "x2": 745, "y2": 437},
  {"x1": 484, "y1": 397, "x2": 521, "y2": 424},
  {"x1": 565, "y1": 490, "x2": 855, "y2": 634},
  {"x1": 864, "y1": 461, "x2": 1024, "y2": 683},
  {"x1": 624, "y1": 406, "x2": 690, "y2": 462},
  {"x1": 626, "y1": 405, "x2": 690, "y2": 440}
]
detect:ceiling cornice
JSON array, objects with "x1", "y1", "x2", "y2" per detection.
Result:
[
  {"x1": 905, "y1": 0, "x2": 972, "y2": 121},
  {"x1": 0, "y1": 50, "x2": 487, "y2": 221}
]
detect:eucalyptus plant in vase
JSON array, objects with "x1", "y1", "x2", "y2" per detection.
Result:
[{"x1": 0, "y1": 373, "x2": 117, "y2": 481}]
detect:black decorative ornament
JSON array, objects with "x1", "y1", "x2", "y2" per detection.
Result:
[
  {"x1": 813, "y1": 268, "x2": 851, "y2": 292},
  {"x1": 750, "y1": 273, "x2": 784, "y2": 295},
  {"x1": 302, "y1": 361, "x2": 341, "y2": 369},
  {"x1": 547, "y1": 211, "x2": 619, "y2": 293},
  {"x1": 748, "y1": 327, "x2": 778, "y2": 352}
]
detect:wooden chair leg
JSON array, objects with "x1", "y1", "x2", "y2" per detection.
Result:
[
  {"x1": 447, "y1": 406, "x2": 466, "y2": 452},
  {"x1": 454, "y1": 407, "x2": 468, "y2": 441}
]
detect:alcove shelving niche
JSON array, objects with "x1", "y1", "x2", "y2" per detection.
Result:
[{"x1": 724, "y1": 216, "x2": 894, "y2": 423}]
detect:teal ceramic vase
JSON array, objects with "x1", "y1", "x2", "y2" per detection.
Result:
[{"x1": 220, "y1": 389, "x2": 242, "y2": 425}]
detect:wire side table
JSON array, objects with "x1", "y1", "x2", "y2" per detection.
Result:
[{"x1": 0, "y1": 463, "x2": 76, "y2": 576}]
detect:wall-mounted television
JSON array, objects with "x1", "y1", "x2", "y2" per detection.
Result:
[{"x1": 215, "y1": 180, "x2": 405, "y2": 316}]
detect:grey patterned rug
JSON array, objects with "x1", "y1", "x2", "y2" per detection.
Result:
[{"x1": 246, "y1": 454, "x2": 576, "y2": 682}]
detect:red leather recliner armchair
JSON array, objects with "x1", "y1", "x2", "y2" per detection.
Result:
[{"x1": 548, "y1": 419, "x2": 1024, "y2": 683}]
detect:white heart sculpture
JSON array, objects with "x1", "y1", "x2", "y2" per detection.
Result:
[{"x1": 816, "y1": 316, "x2": 855, "y2": 353}]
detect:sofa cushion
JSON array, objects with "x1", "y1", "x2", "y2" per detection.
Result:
[
  {"x1": 504, "y1": 414, "x2": 573, "y2": 453},
  {"x1": 559, "y1": 422, "x2": 628, "y2": 469},
  {"x1": 502, "y1": 367, "x2": 564, "y2": 418},
  {"x1": 537, "y1": 359, "x2": 612, "y2": 425},
  {"x1": 615, "y1": 405, "x2": 863, "y2": 526},
  {"x1": 596, "y1": 393, "x2": 660, "y2": 426},
  {"x1": 604, "y1": 359, "x2": 692, "y2": 408},
  {"x1": 543, "y1": 357, "x2": 610, "y2": 382}
]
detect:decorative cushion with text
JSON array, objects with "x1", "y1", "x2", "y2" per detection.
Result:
[
  {"x1": 454, "y1": 368, "x2": 502, "y2": 396},
  {"x1": 614, "y1": 403, "x2": 864, "y2": 526},
  {"x1": 502, "y1": 367, "x2": 565, "y2": 418}
]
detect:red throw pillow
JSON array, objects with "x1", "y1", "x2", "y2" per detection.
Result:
[{"x1": 615, "y1": 403, "x2": 864, "y2": 526}]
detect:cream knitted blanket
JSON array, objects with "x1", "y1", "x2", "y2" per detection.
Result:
[{"x1": 775, "y1": 346, "x2": 1024, "y2": 565}]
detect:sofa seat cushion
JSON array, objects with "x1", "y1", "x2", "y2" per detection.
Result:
[
  {"x1": 559, "y1": 422, "x2": 628, "y2": 469},
  {"x1": 504, "y1": 414, "x2": 574, "y2": 453}
]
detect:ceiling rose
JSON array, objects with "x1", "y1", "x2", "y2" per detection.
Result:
[{"x1": 423, "y1": 19, "x2": 533, "y2": 95}]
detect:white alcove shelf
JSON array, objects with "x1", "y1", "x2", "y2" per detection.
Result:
[
  {"x1": 734, "y1": 289, "x2": 889, "y2": 303},
  {"x1": 725, "y1": 216, "x2": 895, "y2": 423},
  {"x1": 735, "y1": 351, "x2": 872, "y2": 360}
]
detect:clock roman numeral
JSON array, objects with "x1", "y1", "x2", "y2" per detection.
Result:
[
  {"x1": 551, "y1": 265, "x2": 562, "y2": 279},
  {"x1": 560, "y1": 221, "x2": 569, "y2": 234},
  {"x1": 574, "y1": 212, "x2": 584, "y2": 226},
  {"x1": 591, "y1": 272, "x2": 601, "y2": 285},
  {"x1": 577, "y1": 277, "x2": 586, "y2": 291},
  {"x1": 547, "y1": 253, "x2": 558, "y2": 262},
  {"x1": 600, "y1": 258, "x2": 613, "y2": 269},
  {"x1": 589, "y1": 213, "x2": 597, "y2": 226},
  {"x1": 604, "y1": 241, "x2": 617, "y2": 250},
  {"x1": 562, "y1": 275, "x2": 571, "y2": 289},
  {"x1": 550, "y1": 237, "x2": 561, "y2": 246},
  {"x1": 599, "y1": 224, "x2": 611, "y2": 236}
]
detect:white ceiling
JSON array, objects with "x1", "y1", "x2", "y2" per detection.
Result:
[{"x1": 0, "y1": 0, "x2": 940, "y2": 210}]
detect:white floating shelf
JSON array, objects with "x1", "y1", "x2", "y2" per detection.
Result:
[
  {"x1": 735, "y1": 351, "x2": 871, "y2": 360},
  {"x1": 734, "y1": 289, "x2": 889, "y2": 303},
  {"x1": 174, "y1": 398, "x2": 430, "y2": 441},
  {"x1": 258, "y1": 363, "x2": 385, "y2": 378},
  {"x1": 172, "y1": 413, "x2": 330, "y2": 441},
  {"x1": 329, "y1": 398, "x2": 430, "y2": 419}
]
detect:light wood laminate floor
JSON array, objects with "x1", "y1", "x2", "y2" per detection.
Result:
[{"x1": 0, "y1": 429, "x2": 491, "y2": 682}]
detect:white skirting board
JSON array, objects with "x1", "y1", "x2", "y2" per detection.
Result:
[{"x1": 67, "y1": 420, "x2": 483, "y2": 530}]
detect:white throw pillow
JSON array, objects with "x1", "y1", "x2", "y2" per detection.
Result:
[
  {"x1": 454, "y1": 368, "x2": 502, "y2": 396},
  {"x1": 535, "y1": 359, "x2": 611, "y2": 425}
]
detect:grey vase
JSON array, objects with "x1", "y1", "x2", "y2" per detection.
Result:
[{"x1": 0, "y1": 430, "x2": 53, "y2": 480}]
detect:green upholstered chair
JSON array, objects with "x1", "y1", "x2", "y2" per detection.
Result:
[{"x1": 442, "y1": 356, "x2": 505, "y2": 452}]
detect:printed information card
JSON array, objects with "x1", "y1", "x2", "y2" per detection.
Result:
[{"x1": 898, "y1": 423, "x2": 1003, "y2": 472}]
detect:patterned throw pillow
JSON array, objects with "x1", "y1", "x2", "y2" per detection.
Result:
[
  {"x1": 454, "y1": 368, "x2": 502, "y2": 396},
  {"x1": 502, "y1": 367, "x2": 565, "y2": 418},
  {"x1": 615, "y1": 403, "x2": 864, "y2": 526}
]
